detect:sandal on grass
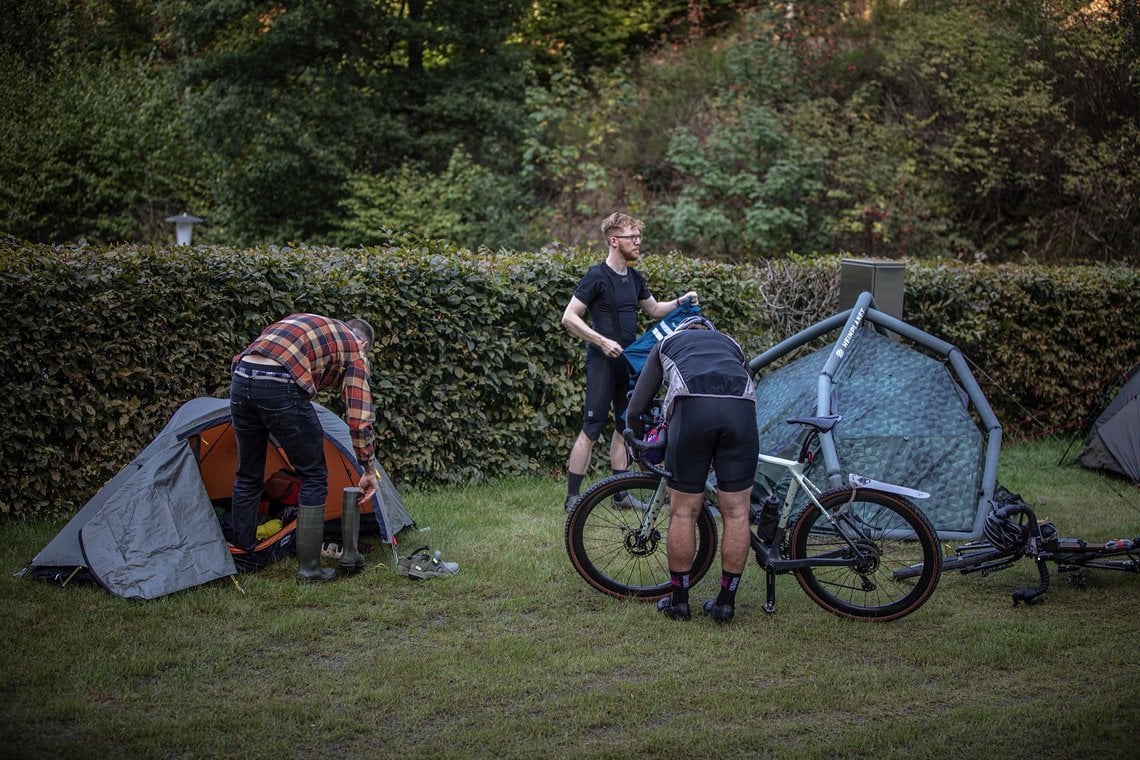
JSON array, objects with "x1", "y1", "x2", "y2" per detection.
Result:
[{"x1": 396, "y1": 546, "x2": 460, "y2": 580}]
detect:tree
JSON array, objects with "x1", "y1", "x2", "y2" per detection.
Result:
[
  {"x1": 0, "y1": 1, "x2": 207, "y2": 244},
  {"x1": 159, "y1": 0, "x2": 532, "y2": 245},
  {"x1": 521, "y1": 0, "x2": 743, "y2": 80}
]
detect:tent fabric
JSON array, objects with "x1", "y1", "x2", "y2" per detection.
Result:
[
  {"x1": 80, "y1": 437, "x2": 233, "y2": 599},
  {"x1": 21, "y1": 397, "x2": 415, "y2": 599},
  {"x1": 753, "y1": 327, "x2": 985, "y2": 534},
  {"x1": 25, "y1": 397, "x2": 230, "y2": 578},
  {"x1": 1076, "y1": 362, "x2": 1140, "y2": 483}
]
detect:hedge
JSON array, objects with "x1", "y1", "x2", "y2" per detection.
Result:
[{"x1": 2, "y1": 241, "x2": 1136, "y2": 519}]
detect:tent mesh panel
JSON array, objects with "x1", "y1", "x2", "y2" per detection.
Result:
[{"x1": 755, "y1": 329, "x2": 985, "y2": 533}]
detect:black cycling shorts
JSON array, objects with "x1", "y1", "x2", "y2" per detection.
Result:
[
  {"x1": 665, "y1": 396, "x2": 759, "y2": 494},
  {"x1": 580, "y1": 349, "x2": 632, "y2": 440}
]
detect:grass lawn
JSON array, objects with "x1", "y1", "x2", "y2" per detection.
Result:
[{"x1": 1, "y1": 439, "x2": 1138, "y2": 759}]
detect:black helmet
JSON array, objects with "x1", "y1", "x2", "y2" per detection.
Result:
[
  {"x1": 982, "y1": 508, "x2": 1028, "y2": 552},
  {"x1": 676, "y1": 315, "x2": 716, "y2": 331}
]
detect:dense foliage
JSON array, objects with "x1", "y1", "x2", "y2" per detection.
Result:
[
  {"x1": 2, "y1": 242, "x2": 1136, "y2": 519},
  {"x1": 2, "y1": 1, "x2": 1136, "y2": 262}
]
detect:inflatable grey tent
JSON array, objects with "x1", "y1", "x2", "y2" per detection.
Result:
[
  {"x1": 749, "y1": 292, "x2": 1001, "y2": 539},
  {"x1": 20, "y1": 397, "x2": 415, "y2": 599},
  {"x1": 1075, "y1": 361, "x2": 1140, "y2": 484}
]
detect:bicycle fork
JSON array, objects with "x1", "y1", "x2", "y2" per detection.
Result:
[{"x1": 632, "y1": 479, "x2": 670, "y2": 548}]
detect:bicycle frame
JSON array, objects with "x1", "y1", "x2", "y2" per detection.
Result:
[
  {"x1": 943, "y1": 512, "x2": 1137, "y2": 604},
  {"x1": 630, "y1": 434, "x2": 930, "y2": 578},
  {"x1": 573, "y1": 416, "x2": 941, "y2": 618},
  {"x1": 893, "y1": 487, "x2": 1139, "y2": 605},
  {"x1": 750, "y1": 450, "x2": 832, "y2": 570}
]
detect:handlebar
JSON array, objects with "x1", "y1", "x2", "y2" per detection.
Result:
[{"x1": 623, "y1": 428, "x2": 672, "y2": 480}]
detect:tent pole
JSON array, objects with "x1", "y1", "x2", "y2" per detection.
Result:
[
  {"x1": 60, "y1": 565, "x2": 82, "y2": 588},
  {"x1": 746, "y1": 293, "x2": 1005, "y2": 540}
]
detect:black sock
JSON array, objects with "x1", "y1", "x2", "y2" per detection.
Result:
[
  {"x1": 567, "y1": 472, "x2": 584, "y2": 498},
  {"x1": 715, "y1": 571, "x2": 741, "y2": 607},
  {"x1": 612, "y1": 468, "x2": 628, "y2": 476},
  {"x1": 669, "y1": 569, "x2": 691, "y2": 605}
]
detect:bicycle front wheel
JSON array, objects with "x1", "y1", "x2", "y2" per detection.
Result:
[
  {"x1": 789, "y1": 486, "x2": 942, "y2": 621},
  {"x1": 565, "y1": 472, "x2": 718, "y2": 599}
]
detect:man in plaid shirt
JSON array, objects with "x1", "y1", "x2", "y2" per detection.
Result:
[{"x1": 230, "y1": 313, "x2": 379, "y2": 582}]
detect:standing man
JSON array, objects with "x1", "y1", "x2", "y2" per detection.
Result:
[
  {"x1": 626, "y1": 316, "x2": 758, "y2": 624},
  {"x1": 561, "y1": 211, "x2": 698, "y2": 512},
  {"x1": 229, "y1": 313, "x2": 379, "y2": 583}
]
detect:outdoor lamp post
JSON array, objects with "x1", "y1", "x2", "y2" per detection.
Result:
[{"x1": 165, "y1": 212, "x2": 204, "y2": 246}]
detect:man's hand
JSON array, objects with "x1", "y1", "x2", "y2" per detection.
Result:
[
  {"x1": 680, "y1": 290, "x2": 699, "y2": 306},
  {"x1": 600, "y1": 337, "x2": 624, "y2": 358},
  {"x1": 358, "y1": 470, "x2": 379, "y2": 502}
]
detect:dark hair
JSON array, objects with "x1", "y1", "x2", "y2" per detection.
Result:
[{"x1": 346, "y1": 318, "x2": 374, "y2": 347}]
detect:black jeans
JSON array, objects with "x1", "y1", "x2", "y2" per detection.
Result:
[{"x1": 229, "y1": 373, "x2": 327, "y2": 551}]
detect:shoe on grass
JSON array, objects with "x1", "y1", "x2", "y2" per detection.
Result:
[
  {"x1": 612, "y1": 492, "x2": 647, "y2": 511},
  {"x1": 397, "y1": 546, "x2": 460, "y2": 580},
  {"x1": 702, "y1": 599, "x2": 735, "y2": 624},
  {"x1": 656, "y1": 596, "x2": 691, "y2": 621}
]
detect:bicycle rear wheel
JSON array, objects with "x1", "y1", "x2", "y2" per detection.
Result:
[
  {"x1": 789, "y1": 486, "x2": 941, "y2": 621},
  {"x1": 565, "y1": 472, "x2": 718, "y2": 599}
]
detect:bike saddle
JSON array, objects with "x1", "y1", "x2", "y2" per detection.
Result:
[{"x1": 786, "y1": 414, "x2": 842, "y2": 433}]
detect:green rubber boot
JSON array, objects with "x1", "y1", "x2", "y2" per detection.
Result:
[
  {"x1": 295, "y1": 504, "x2": 337, "y2": 583},
  {"x1": 337, "y1": 487, "x2": 366, "y2": 576}
]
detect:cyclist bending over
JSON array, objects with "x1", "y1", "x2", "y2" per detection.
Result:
[{"x1": 626, "y1": 316, "x2": 758, "y2": 624}]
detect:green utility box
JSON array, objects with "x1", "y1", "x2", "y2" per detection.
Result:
[{"x1": 838, "y1": 258, "x2": 905, "y2": 321}]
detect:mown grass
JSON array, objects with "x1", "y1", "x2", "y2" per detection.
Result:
[{"x1": 1, "y1": 439, "x2": 1138, "y2": 759}]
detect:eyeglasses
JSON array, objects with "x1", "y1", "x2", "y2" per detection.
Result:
[{"x1": 612, "y1": 234, "x2": 643, "y2": 242}]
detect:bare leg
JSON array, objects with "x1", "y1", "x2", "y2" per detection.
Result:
[
  {"x1": 666, "y1": 488, "x2": 705, "y2": 571},
  {"x1": 716, "y1": 487, "x2": 752, "y2": 574},
  {"x1": 566, "y1": 431, "x2": 595, "y2": 476},
  {"x1": 655, "y1": 486, "x2": 705, "y2": 619},
  {"x1": 608, "y1": 428, "x2": 629, "y2": 472}
]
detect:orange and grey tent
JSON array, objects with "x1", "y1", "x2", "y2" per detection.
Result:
[{"x1": 19, "y1": 397, "x2": 414, "y2": 599}]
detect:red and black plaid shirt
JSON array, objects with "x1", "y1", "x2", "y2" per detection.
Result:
[{"x1": 233, "y1": 313, "x2": 375, "y2": 465}]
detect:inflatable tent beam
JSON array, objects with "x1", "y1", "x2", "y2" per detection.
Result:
[{"x1": 748, "y1": 291, "x2": 1002, "y2": 540}]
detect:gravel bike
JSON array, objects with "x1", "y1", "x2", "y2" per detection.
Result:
[
  {"x1": 564, "y1": 414, "x2": 943, "y2": 621},
  {"x1": 894, "y1": 486, "x2": 1139, "y2": 604}
]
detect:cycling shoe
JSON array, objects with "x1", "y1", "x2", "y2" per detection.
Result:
[
  {"x1": 656, "y1": 596, "x2": 691, "y2": 621},
  {"x1": 612, "y1": 492, "x2": 648, "y2": 511},
  {"x1": 702, "y1": 599, "x2": 735, "y2": 624}
]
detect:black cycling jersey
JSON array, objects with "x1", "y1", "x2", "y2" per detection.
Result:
[
  {"x1": 627, "y1": 329, "x2": 755, "y2": 437},
  {"x1": 573, "y1": 263, "x2": 650, "y2": 350},
  {"x1": 626, "y1": 327, "x2": 759, "y2": 493}
]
